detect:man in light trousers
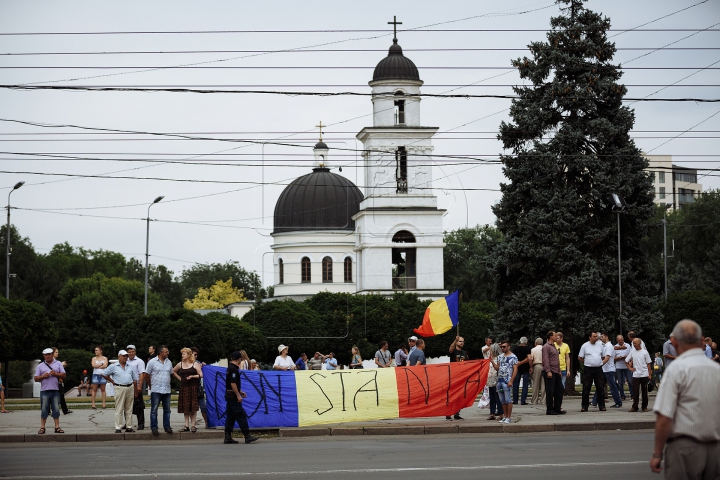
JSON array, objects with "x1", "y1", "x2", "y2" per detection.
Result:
[
  {"x1": 530, "y1": 338, "x2": 545, "y2": 404},
  {"x1": 102, "y1": 350, "x2": 138, "y2": 433}
]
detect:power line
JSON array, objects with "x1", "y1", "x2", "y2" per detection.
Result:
[{"x1": 4, "y1": 66, "x2": 719, "y2": 70}]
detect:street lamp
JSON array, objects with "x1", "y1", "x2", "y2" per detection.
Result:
[
  {"x1": 611, "y1": 193, "x2": 627, "y2": 335},
  {"x1": 663, "y1": 202, "x2": 674, "y2": 302},
  {"x1": 145, "y1": 195, "x2": 164, "y2": 315},
  {"x1": 6, "y1": 181, "x2": 25, "y2": 299}
]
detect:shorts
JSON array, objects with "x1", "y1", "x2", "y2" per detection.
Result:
[
  {"x1": 92, "y1": 374, "x2": 107, "y2": 385},
  {"x1": 198, "y1": 397, "x2": 207, "y2": 414},
  {"x1": 496, "y1": 380, "x2": 512, "y2": 405}
]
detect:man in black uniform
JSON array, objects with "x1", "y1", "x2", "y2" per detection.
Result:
[
  {"x1": 224, "y1": 351, "x2": 259, "y2": 445},
  {"x1": 447, "y1": 336, "x2": 469, "y2": 420}
]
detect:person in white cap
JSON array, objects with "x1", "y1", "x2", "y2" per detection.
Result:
[
  {"x1": 103, "y1": 350, "x2": 139, "y2": 433},
  {"x1": 34, "y1": 348, "x2": 67, "y2": 434},
  {"x1": 125, "y1": 345, "x2": 146, "y2": 430},
  {"x1": 273, "y1": 345, "x2": 295, "y2": 371},
  {"x1": 408, "y1": 336, "x2": 418, "y2": 356}
]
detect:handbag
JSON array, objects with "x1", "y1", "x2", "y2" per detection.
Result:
[
  {"x1": 198, "y1": 383, "x2": 205, "y2": 399},
  {"x1": 648, "y1": 379, "x2": 656, "y2": 392}
]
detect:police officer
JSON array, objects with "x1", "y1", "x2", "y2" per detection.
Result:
[{"x1": 224, "y1": 351, "x2": 259, "y2": 445}]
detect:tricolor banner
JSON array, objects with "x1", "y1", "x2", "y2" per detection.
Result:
[
  {"x1": 203, "y1": 359, "x2": 488, "y2": 428},
  {"x1": 414, "y1": 290, "x2": 460, "y2": 337}
]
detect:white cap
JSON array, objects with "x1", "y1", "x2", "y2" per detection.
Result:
[
  {"x1": 42, "y1": 348, "x2": 54, "y2": 355},
  {"x1": 278, "y1": 344, "x2": 289, "y2": 354},
  {"x1": 409, "y1": 336, "x2": 418, "y2": 341},
  {"x1": 126, "y1": 345, "x2": 136, "y2": 350},
  {"x1": 118, "y1": 350, "x2": 129, "y2": 356}
]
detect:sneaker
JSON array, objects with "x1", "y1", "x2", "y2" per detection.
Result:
[
  {"x1": 610, "y1": 404, "x2": 622, "y2": 408},
  {"x1": 445, "y1": 416, "x2": 452, "y2": 421},
  {"x1": 498, "y1": 419, "x2": 505, "y2": 424},
  {"x1": 503, "y1": 418, "x2": 512, "y2": 424},
  {"x1": 245, "y1": 435, "x2": 260, "y2": 444},
  {"x1": 453, "y1": 415, "x2": 464, "y2": 420}
]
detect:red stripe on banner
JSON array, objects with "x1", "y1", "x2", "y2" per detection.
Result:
[{"x1": 395, "y1": 360, "x2": 489, "y2": 418}]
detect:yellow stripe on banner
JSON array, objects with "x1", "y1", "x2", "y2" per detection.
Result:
[
  {"x1": 296, "y1": 368, "x2": 400, "y2": 427},
  {"x1": 427, "y1": 299, "x2": 453, "y2": 335}
]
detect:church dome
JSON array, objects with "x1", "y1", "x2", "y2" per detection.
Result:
[
  {"x1": 273, "y1": 167, "x2": 364, "y2": 234},
  {"x1": 372, "y1": 40, "x2": 420, "y2": 82}
]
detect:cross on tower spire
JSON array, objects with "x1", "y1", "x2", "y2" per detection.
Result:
[
  {"x1": 388, "y1": 16, "x2": 402, "y2": 42},
  {"x1": 315, "y1": 121, "x2": 325, "y2": 142}
]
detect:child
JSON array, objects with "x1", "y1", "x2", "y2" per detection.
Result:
[{"x1": 78, "y1": 369, "x2": 91, "y2": 396}]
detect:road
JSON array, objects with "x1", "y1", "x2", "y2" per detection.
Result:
[{"x1": 0, "y1": 431, "x2": 657, "y2": 480}]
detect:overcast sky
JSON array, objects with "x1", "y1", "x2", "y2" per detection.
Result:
[{"x1": 1, "y1": 0, "x2": 718, "y2": 288}]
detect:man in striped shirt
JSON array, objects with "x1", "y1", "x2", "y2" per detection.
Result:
[{"x1": 651, "y1": 319, "x2": 720, "y2": 477}]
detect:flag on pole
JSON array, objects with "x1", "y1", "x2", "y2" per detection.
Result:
[{"x1": 413, "y1": 290, "x2": 460, "y2": 337}]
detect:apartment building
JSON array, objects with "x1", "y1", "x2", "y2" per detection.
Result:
[{"x1": 645, "y1": 155, "x2": 703, "y2": 210}]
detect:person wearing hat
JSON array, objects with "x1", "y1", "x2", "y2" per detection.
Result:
[
  {"x1": 125, "y1": 345, "x2": 146, "y2": 430},
  {"x1": 103, "y1": 350, "x2": 139, "y2": 433},
  {"x1": 78, "y1": 369, "x2": 91, "y2": 397},
  {"x1": 408, "y1": 336, "x2": 418, "y2": 356},
  {"x1": 224, "y1": 351, "x2": 259, "y2": 445},
  {"x1": 273, "y1": 345, "x2": 295, "y2": 371},
  {"x1": 34, "y1": 348, "x2": 67, "y2": 434}
]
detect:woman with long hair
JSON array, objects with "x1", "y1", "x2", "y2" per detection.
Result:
[
  {"x1": 238, "y1": 351, "x2": 250, "y2": 370},
  {"x1": 486, "y1": 343, "x2": 503, "y2": 421},
  {"x1": 90, "y1": 346, "x2": 108, "y2": 409},
  {"x1": 173, "y1": 348, "x2": 202, "y2": 433},
  {"x1": 350, "y1": 346, "x2": 363, "y2": 369}
]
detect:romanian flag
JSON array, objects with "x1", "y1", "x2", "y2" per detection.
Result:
[{"x1": 413, "y1": 290, "x2": 460, "y2": 337}]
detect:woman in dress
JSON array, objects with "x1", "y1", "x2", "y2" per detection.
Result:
[
  {"x1": 173, "y1": 347, "x2": 202, "y2": 432},
  {"x1": 273, "y1": 345, "x2": 295, "y2": 371},
  {"x1": 350, "y1": 346, "x2": 363, "y2": 369},
  {"x1": 90, "y1": 345, "x2": 108, "y2": 409},
  {"x1": 238, "y1": 351, "x2": 251, "y2": 370}
]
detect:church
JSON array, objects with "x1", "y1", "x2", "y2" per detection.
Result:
[{"x1": 228, "y1": 27, "x2": 447, "y2": 318}]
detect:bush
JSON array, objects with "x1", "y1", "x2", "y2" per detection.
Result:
[
  {"x1": 206, "y1": 312, "x2": 267, "y2": 361},
  {"x1": 0, "y1": 297, "x2": 57, "y2": 362},
  {"x1": 6, "y1": 360, "x2": 31, "y2": 389},
  {"x1": 56, "y1": 348, "x2": 94, "y2": 389}
]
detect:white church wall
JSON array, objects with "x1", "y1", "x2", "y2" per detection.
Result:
[
  {"x1": 370, "y1": 81, "x2": 422, "y2": 127},
  {"x1": 359, "y1": 247, "x2": 392, "y2": 291},
  {"x1": 416, "y1": 247, "x2": 445, "y2": 290}
]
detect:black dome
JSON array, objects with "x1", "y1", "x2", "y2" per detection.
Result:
[
  {"x1": 314, "y1": 141, "x2": 329, "y2": 150},
  {"x1": 273, "y1": 167, "x2": 364, "y2": 234},
  {"x1": 372, "y1": 40, "x2": 420, "y2": 82}
]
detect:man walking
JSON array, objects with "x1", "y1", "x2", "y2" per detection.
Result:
[
  {"x1": 626, "y1": 338, "x2": 652, "y2": 412},
  {"x1": 615, "y1": 335, "x2": 633, "y2": 402},
  {"x1": 542, "y1": 331, "x2": 564, "y2": 415},
  {"x1": 34, "y1": 348, "x2": 66, "y2": 434},
  {"x1": 530, "y1": 338, "x2": 545, "y2": 405},
  {"x1": 593, "y1": 333, "x2": 622, "y2": 408},
  {"x1": 126, "y1": 345, "x2": 146, "y2": 430},
  {"x1": 579, "y1": 332, "x2": 606, "y2": 411},
  {"x1": 224, "y1": 351, "x2": 259, "y2": 445},
  {"x1": 447, "y1": 336, "x2": 468, "y2": 420},
  {"x1": 145, "y1": 345, "x2": 173, "y2": 435},
  {"x1": 512, "y1": 337, "x2": 532, "y2": 405},
  {"x1": 662, "y1": 333, "x2": 677, "y2": 371},
  {"x1": 650, "y1": 319, "x2": 720, "y2": 477},
  {"x1": 555, "y1": 332, "x2": 571, "y2": 388},
  {"x1": 102, "y1": 350, "x2": 138, "y2": 433},
  {"x1": 489, "y1": 339, "x2": 518, "y2": 424}
]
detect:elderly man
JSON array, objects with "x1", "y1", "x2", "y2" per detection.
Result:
[
  {"x1": 650, "y1": 319, "x2": 720, "y2": 477},
  {"x1": 530, "y1": 338, "x2": 545, "y2": 405},
  {"x1": 615, "y1": 335, "x2": 633, "y2": 402},
  {"x1": 626, "y1": 338, "x2": 653, "y2": 412},
  {"x1": 324, "y1": 353, "x2": 338, "y2": 370},
  {"x1": 34, "y1": 348, "x2": 67, "y2": 434},
  {"x1": 662, "y1": 333, "x2": 677, "y2": 371},
  {"x1": 307, "y1": 352, "x2": 324, "y2": 370},
  {"x1": 482, "y1": 337, "x2": 493, "y2": 359},
  {"x1": 103, "y1": 350, "x2": 139, "y2": 433},
  {"x1": 579, "y1": 331, "x2": 606, "y2": 411},
  {"x1": 125, "y1": 345, "x2": 146, "y2": 430}
]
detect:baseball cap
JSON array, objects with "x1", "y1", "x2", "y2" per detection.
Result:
[
  {"x1": 42, "y1": 348, "x2": 54, "y2": 355},
  {"x1": 83, "y1": 369, "x2": 88, "y2": 374},
  {"x1": 230, "y1": 351, "x2": 242, "y2": 360},
  {"x1": 126, "y1": 345, "x2": 136, "y2": 350},
  {"x1": 118, "y1": 350, "x2": 128, "y2": 356},
  {"x1": 409, "y1": 336, "x2": 418, "y2": 341}
]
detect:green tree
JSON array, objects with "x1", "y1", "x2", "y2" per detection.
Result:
[
  {"x1": 180, "y1": 261, "x2": 266, "y2": 301},
  {"x1": 658, "y1": 290, "x2": 720, "y2": 343},
  {"x1": 124, "y1": 258, "x2": 185, "y2": 308},
  {"x1": 45, "y1": 242, "x2": 127, "y2": 283},
  {"x1": 207, "y1": 312, "x2": 267, "y2": 361},
  {"x1": 56, "y1": 273, "x2": 167, "y2": 351},
  {"x1": 488, "y1": 0, "x2": 661, "y2": 346},
  {"x1": 443, "y1": 225, "x2": 503, "y2": 302},
  {"x1": 670, "y1": 191, "x2": 720, "y2": 270},
  {"x1": 184, "y1": 279, "x2": 247, "y2": 309},
  {"x1": 0, "y1": 297, "x2": 57, "y2": 362}
]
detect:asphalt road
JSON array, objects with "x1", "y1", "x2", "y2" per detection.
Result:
[{"x1": 0, "y1": 431, "x2": 657, "y2": 480}]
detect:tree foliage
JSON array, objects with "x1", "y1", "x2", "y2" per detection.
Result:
[
  {"x1": 488, "y1": 0, "x2": 661, "y2": 345},
  {"x1": 179, "y1": 261, "x2": 267, "y2": 301},
  {"x1": 184, "y1": 278, "x2": 247, "y2": 309},
  {"x1": 658, "y1": 290, "x2": 720, "y2": 342},
  {"x1": 0, "y1": 297, "x2": 57, "y2": 362},
  {"x1": 443, "y1": 225, "x2": 503, "y2": 302}
]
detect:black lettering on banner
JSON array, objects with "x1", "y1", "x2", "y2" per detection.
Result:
[
  {"x1": 310, "y1": 373, "x2": 333, "y2": 416},
  {"x1": 331, "y1": 371, "x2": 352, "y2": 412},
  {"x1": 446, "y1": 364, "x2": 451, "y2": 406},
  {"x1": 463, "y1": 367, "x2": 482, "y2": 398},
  {"x1": 212, "y1": 371, "x2": 227, "y2": 421},
  {"x1": 353, "y1": 370, "x2": 379, "y2": 410},
  {"x1": 404, "y1": 367, "x2": 430, "y2": 405},
  {"x1": 239, "y1": 371, "x2": 284, "y2": 417}
]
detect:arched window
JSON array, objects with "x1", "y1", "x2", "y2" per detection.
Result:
[
  {"x1": 394, "y1": 91, "x2": 405, "y2": 125},
  {"x1": 392, "y1": 230, "x2": 416, "y2": 290},
  {"x1": 322, "y1": 256, "x2": 333, "y2": 283},
  {"x1": 301, "y1": 257, "x2": 311, "y2": 283},
  {"x1": 344, "y1": 257, "x2": 353, "y2": 283},
  {"x1": 278, "y1": 258, "x2": 284, "y2": 284}
]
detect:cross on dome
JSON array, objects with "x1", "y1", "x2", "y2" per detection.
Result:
[
  {"x1": 315, "y1": 121, "x2": 325, "y2": 142},
  {"x1": 388, "y1": 16, "x2": 402, "y2": 42}
]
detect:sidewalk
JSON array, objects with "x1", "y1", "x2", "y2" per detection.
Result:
[{"x1": 0, "y1": 394, "x2": 656, "y2": 443}]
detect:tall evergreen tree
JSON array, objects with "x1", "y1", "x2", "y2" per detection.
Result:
[{"x1": 488, "y1": 0, "x2": 661, "y2": 345}]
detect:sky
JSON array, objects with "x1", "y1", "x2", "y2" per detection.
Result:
[{"x1": 1, "y1": 0, "x2": 718, "y2": 288}]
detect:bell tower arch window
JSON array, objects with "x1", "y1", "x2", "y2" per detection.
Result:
[
  {"x1": 278, "y1": 258, "x2": 284, "y2": 284},
  {"x1": 301, "y1": 257, "x2": 311, "y2": 283},
  {"x1": 344, "y1": 257, "x2": 353, "y2": 283},
  {"x1": 396, "y1": 146, "x2": 408, "y2": 193},
  {"x1": 391, "y1": 230, "x2": 416, "y2": 289},
  {"x1": 394, "y1": 91, "x2": 405, "y2": 125},
  {"x1": 322, "y1": 256, "x2": 333, "y2": 283}
]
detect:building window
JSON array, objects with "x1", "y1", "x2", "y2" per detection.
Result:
[
  {"x1": 301, "y1": 257, "x2": 311, "y2": 283},
  {"x1": 394, "y1": 91, "x2": 405, "y2": 125},
  {"x1": 278, "y1": 258, "x2": 284, "y2": 284},
  {"x1": 322, "y1": 256, "x2": 333, "y2": 283},
  {"x1": 396, "y1": 146, "x2": 408, "y2": 193},
  {"x1": 658, "y1": 171, "x2": 665, "y2": 183},
  {"x1": 678, "y1": 188, "x2": 695, "y2": 206},
  {"x1": 659, "y1": 186, "x2": 665, "y2": 199},
  {"x1": 344, "y1": 257, "x2": 352, "y2": 283},
  {"x1": 392, "y1": 230, "x2": 416, "y2": 290},
  {"x1": 675, "y1": 172, "x2": 697, "y2": 183}
]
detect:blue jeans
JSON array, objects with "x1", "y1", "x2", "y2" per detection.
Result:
[
  {"x1": 593, "y1": 372, "x2": 623, "y2": 406},
  {"x1": 488, "y1": 386, "x2": 502, "y2": 415},
  {"x1": 497, "y1": 380, "x2": 512, "y2": 405},
  {"x1": 512, "y1": 372, "x2": 529, "y2": 404},
  {"x1": 40, "y1": 390, "x2": 60, "y2": 419},
  {"x1": 150, "y1": 392, "x2": 171, "y2": 431},
  {"x1": 615, "y1": 369, "x2": 633, "y2": 399},
  {"x1": 561, "y1": 370, "x2": 567, "y2": 388}
]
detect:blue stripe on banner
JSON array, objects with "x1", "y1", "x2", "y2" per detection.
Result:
[{"x1": 202, "y1": 365, "x2": 299, "y2": 429}]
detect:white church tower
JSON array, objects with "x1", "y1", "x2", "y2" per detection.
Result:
[{"x1": 354, "y1": 18, "x2": 447, "y2": 299}]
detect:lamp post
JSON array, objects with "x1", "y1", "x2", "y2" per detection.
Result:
[
  {"x1": 663, "y1": 202, "x2": 674, "y2": 302},
  {"x1": 144, "y1": 196, "x2": 164, "y2": 315},
  {"x1": 6, "y1": 181, "x2": 25, "y2": 299},
  {"x1": 611, "y1": 193, "x2": 627, "y2": 335}
]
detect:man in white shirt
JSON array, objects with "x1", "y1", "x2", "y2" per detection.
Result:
[
  {"x1": 626, "y1": 338, "x2": 653, "y2": 412},
  {"x1": 578, "y1": 332, "x2": 607, "y2": 411},
  {"x1": 125, "y1": 345, "x2": 146, "y2": 430},
  {"x1": 650, "y1": 319, "x2": 720, "y2": 477},
  {"x1": 592, "y1": 333, "x2": 622, "y2": 408},
  {"x1": 614, "y1": 335, "x2": 633, "y2": 402},
  {"x1": 530, "y1": 338, "x2": 545, "y2": 405}
]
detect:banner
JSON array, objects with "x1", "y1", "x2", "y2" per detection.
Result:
[{"x1": 203, "y1": 359, "x2": 488, "y2": 429}]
